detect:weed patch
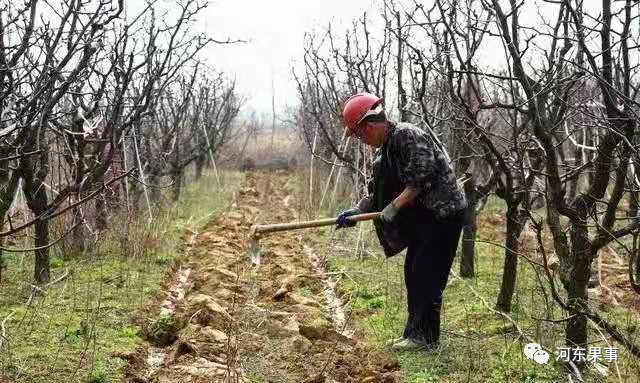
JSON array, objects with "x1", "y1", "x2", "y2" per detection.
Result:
[
  {"x1": 0, "y1": 171, "x2": 241, "y2": 383},
  {"x1": 142, "y1": 312, "x2": 180, "y2": 346}
]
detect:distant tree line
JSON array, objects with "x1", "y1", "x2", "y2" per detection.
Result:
[{"x1": 0, "y1": 0, "x2": 242, "y2": 284}]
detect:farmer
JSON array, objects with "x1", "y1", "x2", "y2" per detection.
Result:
[{"x1": 336, "y1": 92, "x2": 466, "y2": 351}]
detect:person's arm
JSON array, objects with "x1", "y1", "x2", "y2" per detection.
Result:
[
  {"x1": 392, "y1": 185, "x2": 422, "y2": 209},
  {"x1": 380, "y1": 185, "x2": 421, "y2": 224},
  {"x1": 380, "y1": 128, "x2": 435, "y2": 224}
]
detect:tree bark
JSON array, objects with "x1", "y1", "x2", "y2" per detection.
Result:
[
  {"x1": 26, "y1": 185, "x2": 50, "y2": 284},
  {"x1": 195, "y1": 154, "x2": 205, "y2": 180},
  {"x1": 172, "y1": 168, "x2": 183, "y2": 202},
  {"x1": 147, "y1": 168, "x2": 162, "y2": 204},
  {"x1": 636, "y1": 238, "x2": 640, "y2": 284},
  {"x1": 565, "y1": 203, "x2": 593, "y2": 355},
  {"x1": 95, "y1": 196, "x2": 108, "y2": 231},
  {"x1": 34, "y1": 215, "x2": 50, "y2": 284},
  {"x1": 0, "y1": 217, "x2": 4, "y2": 283},
  {"x1": 69, "y1": 205, "x2": 85, "y2": 257},
  {"x1": 22, "y1": 147, "x2": 51, "y2": 284},
  {"x1": 496, "y1": 205, "x2": 522, "y2": 312},
  {"x1": 460, "y1": 177, "x2": 477, "y2": 278}
]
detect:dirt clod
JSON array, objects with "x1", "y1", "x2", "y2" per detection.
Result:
[
  {"x1": 273, "y1": 286, "x2": 289, "y2": 300},
  {"x1": 169, "y1": 340, "x2": 197, "y2": 361},
  {"x1": 382, "y1": 357, "x2": 400, "y2": 371},
  {"x1": 291, "y1": 336, "x2": 312, "y2": 353},
  {"x1": 303, "y1": 374, "x2": 326, "y2": 383},
  {"x1": 187, "y1": 293, "x2": 232, "y2": 327},
  {"x1": 200, "y1": 326, "x2": 229, "y2": 343},
  {"x1": 299, "y1": 321, "x2": 354, "y2": 345},
  {"x1": 285, "y1": 292, "x2": 320, "y2": 306}
]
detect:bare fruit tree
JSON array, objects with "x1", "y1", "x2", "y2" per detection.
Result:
[
  {"x1": 294, "y1": 14, "x2": 392, "y2": 186},
  {"x1": 296, "y1": 0, "x2": 640, "y2": 375},
  {"x1": 0, "y1": 0, "x2": 241, "y2": 284},
  {"x1": 484, "y1": 0, "x2": 640, "y2": 363}
]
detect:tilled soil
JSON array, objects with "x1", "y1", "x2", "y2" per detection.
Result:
[{"x1": 125, "y1": 171, "x2": 398, "y2": 383}]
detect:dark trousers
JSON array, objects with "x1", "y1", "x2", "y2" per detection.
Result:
[{"x1": 400, "y1": 209, "x2": 463, "y2": 345}]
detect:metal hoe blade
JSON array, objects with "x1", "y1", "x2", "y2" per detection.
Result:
[{"x1": 248, "y1": 226, "x2": 261, "y2": 266}]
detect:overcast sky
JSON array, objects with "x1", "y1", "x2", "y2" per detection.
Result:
[
  {"x1": 192, "y1": 0, "x2": 546, "y2": 118},
  {"x1": 197, "y1": 0, "x2": 378, "y2": 117},
  {"x1": 153, "y1": 0, "x2": 628, "y2": 119}
]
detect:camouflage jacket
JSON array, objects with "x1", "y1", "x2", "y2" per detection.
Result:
[{"x1": 359, "y1": 122, "x2": 467, "y2": 256}]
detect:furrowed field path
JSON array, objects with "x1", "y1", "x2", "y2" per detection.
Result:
[{"x1": 125, "y1": 171, "x2": 398, "y2": 383}]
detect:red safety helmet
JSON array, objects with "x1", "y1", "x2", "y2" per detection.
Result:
[{"x1": 342, "y1": 92, "x2": 384, "y2": 137}]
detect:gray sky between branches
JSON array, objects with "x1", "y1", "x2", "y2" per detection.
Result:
[
  {"x1": 150, "y1": 0, "x2": 625, "y2": 118},
  {"x1": 200, "y1": 0, "x2": 377, "y2": 117}
]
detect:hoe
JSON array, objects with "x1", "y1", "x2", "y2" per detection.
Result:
[{"x1": 248, "y1": 212, "x2": 380, "y2": 264}]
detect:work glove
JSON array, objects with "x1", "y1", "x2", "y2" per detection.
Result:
[
  {"x1": 379, "y1": 202, "x2": 399, "y2": 226},
  {"x1": 336, "y1": 208, "x2": 360, "y2": 229}
]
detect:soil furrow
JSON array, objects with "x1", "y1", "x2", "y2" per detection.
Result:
[{"x1": 126, "y1": 171, "x2": 398, "y2": 383}]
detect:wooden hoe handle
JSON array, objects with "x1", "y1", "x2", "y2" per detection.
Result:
[{"x1": 251, "y1": 212, "x2": 380, "y2": 236}]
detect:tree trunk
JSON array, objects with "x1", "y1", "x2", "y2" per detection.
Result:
[
  {"x1": 0, "y1": 167, "x2": 20, "y2": 285},
  {"x1": 147, "y1": 169, "x2": 162, "y2": 204},
  {"x1": 172, "y1": 168, "x2": 183, "y2": 202},
  {"x1": 460, "y1": 178, "x2": 477, "y2": 278},
  {"x1": 27, "y1": 185, "x2": 50, "y2": 284},
  {"x1": 95, "y1": 195, "x2": 108, "y2": 231},
  {"x1": 565, "y1": 257, "x2": 590, "y2": 352},
  {"x1": 565, "y1": 214, "x2": 592, "y2": 357},
  {"x1": 635, "y1": 235, "x2": 640, "y2": 284},
  {"x1": 21, "y1": 138, "x2": 51, "y2": 284},
  {"x1": 195, "y1": 155, "x2": 205, "y2": 180},
  {"x1": 34, "y1": 216, "x2": 50, "y2": 284},
  {"x1": 629, "y1": 190, "x2": 639, "y2": 219},
  {"x1": 69, "y1": 205, "x2": 85, "y2": 257},
  {"x1": 628, "y1": 190, "x2": 638, "y2": 282},
  {"x1": 496, "y1": 205, "x2": 522, "y2": 312},
  {"x1": 0, "y1": 217, "x2": 4, "y2": 284}
]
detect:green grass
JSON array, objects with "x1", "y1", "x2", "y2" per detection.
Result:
[
  {"x1": 142, "y1": 311, "x2": 179, "y2": 346},
  {"x1": 319, "y1": 196, "x2": 640, "y2": 383},
  {"x1": 0, "y1": 170, "x2": 241, "y2": 383}
]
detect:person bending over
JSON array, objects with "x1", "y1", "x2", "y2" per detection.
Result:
[{"x1": 337, "y1": 92, "x2": 466, "y2": 351}]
